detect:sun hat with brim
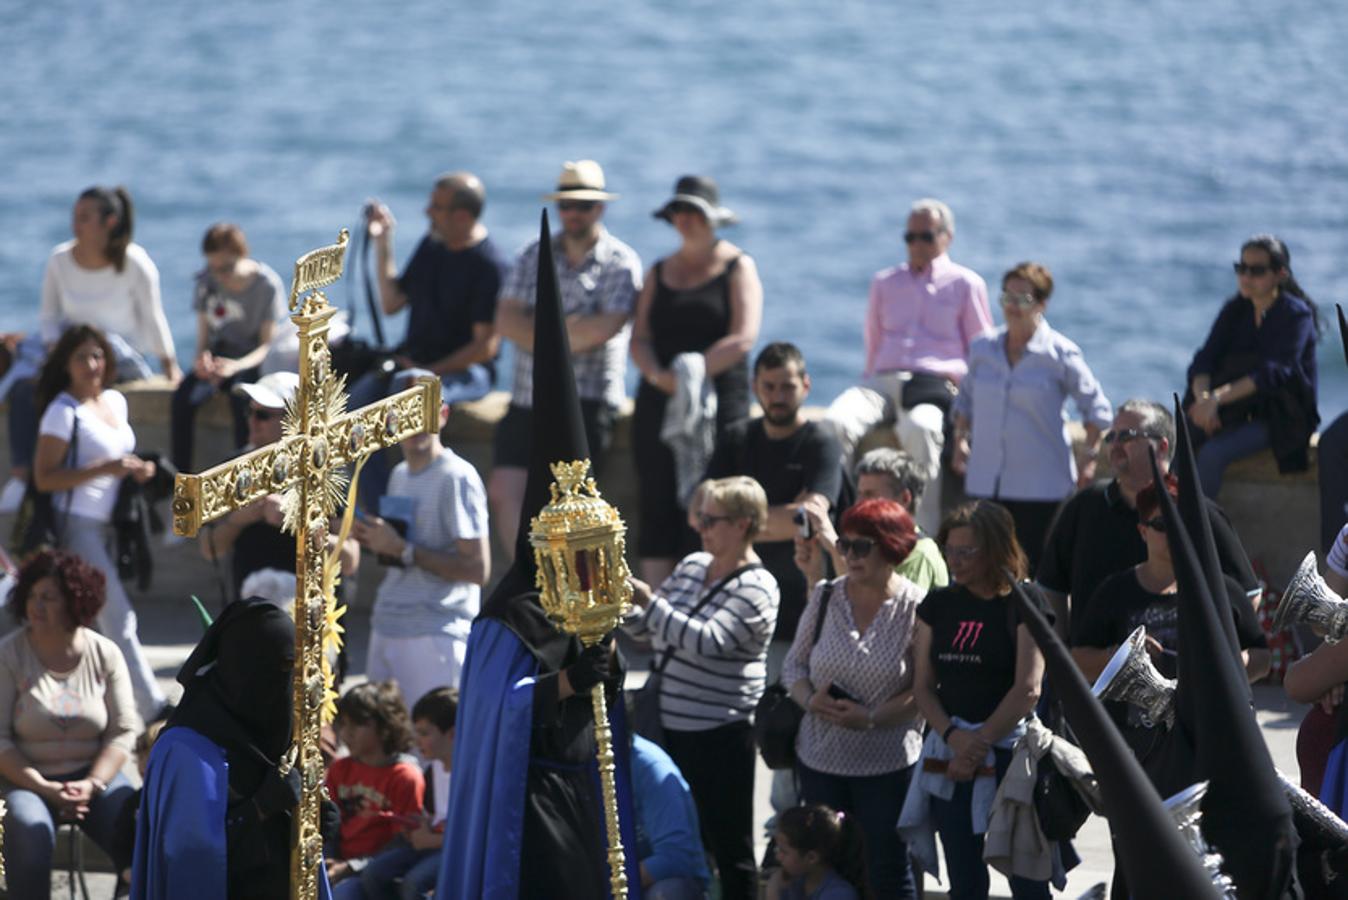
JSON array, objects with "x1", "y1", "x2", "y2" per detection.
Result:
[
  {"x1": 653, "y1": 175, "x2": 739, "y2": 227},
  {"x1": 232, "y1": 371, "x2": 300, "y2": 409},
  {"x1": 541, "y1": 159, "x2": 620, "y2": 202}
]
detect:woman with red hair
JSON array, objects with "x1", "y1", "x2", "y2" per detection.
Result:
[
  {"x1": 0, "y1": 550, "x2": 139, "y2": 899},
  {"x1": 782, "y1": 498, "x2": 924, "y2": 898}
]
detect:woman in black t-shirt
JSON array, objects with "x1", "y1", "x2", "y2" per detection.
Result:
[{"x1": 911, "y1": 501, "x2": 1049, "y2": 900}]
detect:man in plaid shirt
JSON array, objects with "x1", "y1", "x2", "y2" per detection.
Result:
[{"x1": 488, "y1": 160, "x2": 642, "y2": 558}]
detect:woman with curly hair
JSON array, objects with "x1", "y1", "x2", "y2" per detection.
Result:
[
  {"x1": 327, "y1": 681, "x2": 425, "y2": 892},
  {"x1": 0, "y1": 549, "x2": 140, "y2": 899},
  {"x1": 33, "y1": 323, "x2": 166, "y2": 719}
]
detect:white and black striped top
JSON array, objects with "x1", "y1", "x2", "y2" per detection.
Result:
[{"x1": 632, "y1": 552, "x2": 779, "y2": 732}]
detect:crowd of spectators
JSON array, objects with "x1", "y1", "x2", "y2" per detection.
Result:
[{"x1": 0, "y1": 167, "x2": 1330, "y2": 899}]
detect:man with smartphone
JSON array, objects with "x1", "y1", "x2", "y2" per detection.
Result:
[{"x1": 352, "y1": 371, "x2": 490, "y2": 706}]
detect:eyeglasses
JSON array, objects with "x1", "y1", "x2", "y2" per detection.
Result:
[
  {"x1": 1233, "y1": 262, "x2": 1275, "y2": 277},
  {"x1": 697, "y1": 513, "x2": 735, "y2": 530},
  {"x1": 249, "y1": 406, "x2": 279, "y2": 421},
  {"x1": 837, "y1": 537, "x2": 876, "y2": 558},
  {"x1": 558, "y1": 200, "x2": 599, "y2": 213},
  {"x1": 999, "y1": 290, "x2": 1038, "y2": 310},
  {"x1": 1102, "y1": 428, "x2": 1159, "y2": 445},
  {"x1": 904, "y1": 230, "x2": 937, "y2": 244},
  {"x1": 943, "y1": 545, "x2": 979, "y2": 562},
  {"x1": 1143, "y1": 517, "x2": 1166, "y2": 533}
]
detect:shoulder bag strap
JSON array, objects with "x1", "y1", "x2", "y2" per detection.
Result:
[
  {"x1": 55, "y1": 401, "x2": 79, "y2": 541},
  {"x1": 810, "y1": 578, "x2": 838, "y2": 648},
  {"x1": 650, "y1": 562, "x2": 763, "y2": 675}
]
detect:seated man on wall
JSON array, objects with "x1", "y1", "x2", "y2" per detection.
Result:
[{"x1": 823, "y1": 198, "x2": 992, "y2": 536}]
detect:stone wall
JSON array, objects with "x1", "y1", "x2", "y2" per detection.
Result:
[{"x1": 0, "y1": 381, "x2": 1320, "y2": 602}]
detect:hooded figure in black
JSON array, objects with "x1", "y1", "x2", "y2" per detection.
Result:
[
  {"x1": 435, "y1": 211, "x2": 639, "y2": 900},
  {"x1": 1144, "y1": 395, "x2": 1296, "y2": 899},
  {"x1": 131, "y1": 597, "x2": 315, "y2": 900}
]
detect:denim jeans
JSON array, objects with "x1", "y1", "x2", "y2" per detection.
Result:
[
  {"x1": 798, "y1": 762, "x2": 917, "y2": 899},
  {"x1": 2, "y1": 770, "x2": 136, "y2": 900},
  {"x1": 170, "y1": 367, "x2": 257, "y2": 472},
  {"x1": 1194, "y1": 419, "x2": 1271, "y2": 498},
  {"x1": 348, "y1": 364, "x2": 491, "y2": 512},
  {"x1": 927, "y1": 748, "x2": 1049, "y2": 900},
  {"x1": 645, "y1": 875, "x2": 710, "y2": 899},
  {"x1": 328, "y1": 838, "x2": 439, "y2": 900}
]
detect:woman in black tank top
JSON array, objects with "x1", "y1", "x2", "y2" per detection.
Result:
[{"x1": 631, "y1": 176, "x2": 763, "y2": 588}]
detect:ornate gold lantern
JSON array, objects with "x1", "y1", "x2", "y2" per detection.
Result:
[{"x1": 530, "y1": 458, "x2": 633, "y2": 898}]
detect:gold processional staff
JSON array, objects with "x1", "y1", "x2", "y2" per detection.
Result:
[
  {"x1": 171, "y1": 230, "x2": 441, "y2": 899},
  {"x1": 530, "y1": 459, "x2": 634, "y2": 900}
]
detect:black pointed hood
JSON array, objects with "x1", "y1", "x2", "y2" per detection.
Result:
[
  {"x1": 1006, "y1": 579, "x2": 1220, "y2": 898},
  {"x1": 478, "y1": 210, "x2": 591, "y2": 669},
  {"x1": 1338, "y1": 304, "x2": 1348, "y2": 367},
  {"x1": 1148, "y1": 445, "x2": 1295, "y2": 899}
]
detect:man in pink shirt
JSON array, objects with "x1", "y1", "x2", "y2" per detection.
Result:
[{"x1": 825, "y1": 198, "x2": 993, "y2": 535}]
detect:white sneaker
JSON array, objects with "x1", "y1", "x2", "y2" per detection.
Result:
[{"x1": 0, "y1": 477, "x2": 26, "y2": 515}]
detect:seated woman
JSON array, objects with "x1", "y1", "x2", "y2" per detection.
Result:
[
  {"x1": 1186, "y1": 234, "x2": 1319, "y2": 498},
  {"x1": 784, "y1": 498, "x2": 924, "y2": 898},
  {"x1": 951, "y1": 261, "x2": 1112, "y2": 570},
  {"x1": 0, "y1": 550, "x2": 139, "y2": 900},
  {"x1": 170, "y1": 222, "x2": 286, "y2": 473},
  {"x1": 902, "y1": 501, "x2": 1049, "y2": 900},
  {"x1": 11, "y1": 185, "x2": 180, "y2": 482},
  {"x1": 627, "y1": 475, "x2": 780, "y2": 900}
]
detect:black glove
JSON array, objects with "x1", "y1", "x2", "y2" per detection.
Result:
[
  {"x1": 251, "y1": 764, "x2": 302, "y2": 821},
  {"x1": 565, "y1": 642, "x2": 612, "y2": 695}
]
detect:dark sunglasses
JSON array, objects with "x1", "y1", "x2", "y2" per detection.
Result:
[
  {"x1": 1143, "y1": 517, "x2": 1166, "y2": 533},
  {"x1": 697, "y1": 512, "x2": 735, "y2": 530},
  {"x1": 249, "y1": 406, "x2": 280, "y2": 421},
  {"x1": 1102, "y1": 427, "x2": 1159, "y2": 445},
  {"x1": 999, "y1": 290, "x2": 1038, "y2": 310},
  {"x1": 837, "y1": 537, "x2": 876, "y2": 558},
  {"x1": 668, "y1": 201, "x2": 701, "y2": 216},
  {"x1": 558, "y1": 200, "x2": 599, "y2": 213},
  {"x1": 1233, "y1": 262, "x2": 1276, "y2": 277},
  {"x1": 904, "y1": 230, "x2": 937, "y2": 244}
]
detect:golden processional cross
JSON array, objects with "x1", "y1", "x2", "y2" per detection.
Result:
[{"x1": 171, "y1": 230, "x2": 441, "y2": 899}]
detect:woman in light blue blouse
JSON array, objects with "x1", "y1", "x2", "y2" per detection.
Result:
[{"x1": 950, "y1": 262, "x2": 1111, "y2": 570}]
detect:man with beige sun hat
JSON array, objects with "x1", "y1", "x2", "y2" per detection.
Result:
[{"x1": 487, "y1": 160, "x2": 643, "y2": 557}]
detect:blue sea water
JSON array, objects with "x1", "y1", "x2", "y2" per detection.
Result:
[{"x1": 2, "y1": 0, "x2": 1346, "y2": 416}]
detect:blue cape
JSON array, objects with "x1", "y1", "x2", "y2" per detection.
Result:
[
  {"x1": 130, "y1": 726, "x2": 331, "y2": 900},
  {"x1": 435, "y1": 617, "x2": 641, "y2": 899}
]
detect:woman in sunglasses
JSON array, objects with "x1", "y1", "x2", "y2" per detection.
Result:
[
  {"x1": 1185, "y1": 234, "x2": 1319, "y2": 498},
  {"x1": 783, "y1": 498, "x2": 925, "y2": 898},
  {"x1": 630, "y1": 175, "x2": 763, "y2": 590},
  {"x1": 901, "y1": 500, "x2": 1049, "y2": 900},
  {"x1": 1069, "y1": 476, "x2": 1269, "y2": 898},
  {"x1": 627, "y1": 475, "x2": 778, "y2": 900},
  {"x1": 950, "y1": 262, "x2": 1112, "y2": 571}
]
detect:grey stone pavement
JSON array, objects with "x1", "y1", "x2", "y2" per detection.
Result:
[{"x1": 19, "y1": 536, "x2": 1311, "y2": 899}]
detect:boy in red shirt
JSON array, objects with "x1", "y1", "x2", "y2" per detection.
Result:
[{"x1": 325, "y1": 681, "x2": 425, "y2": 888}]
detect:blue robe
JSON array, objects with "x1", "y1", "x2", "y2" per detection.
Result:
[
  {"x1": 130, "y1": 726, "x2": 332, "y2": 900},
  {"x1": 435, "y1": 617, "x2": 641, "y2": 900}
]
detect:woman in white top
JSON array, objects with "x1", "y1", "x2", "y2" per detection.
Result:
[
  {"x1": 10, "y1": 187, "x2": 180, "y2": 482},
  {"x1": 0, "y1": 549, "x2": 139, "y2": 899},
  {"x1": 784, "y1": 498, "x2": 925, "y2": 899},
  {"x1": 33, "y1": 324, "x2": 167, "y2": 720},
  {"x1": 628, "y1": 475, "x2": 779, "y2": 900}
]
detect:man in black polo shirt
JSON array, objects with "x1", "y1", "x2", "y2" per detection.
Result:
[
  {"x1": 1037, "y1": 398, "x2": 1258, "y2": 645},
  {"x1": 704, "y1": 342, "x2": 843, "y2": 656}
]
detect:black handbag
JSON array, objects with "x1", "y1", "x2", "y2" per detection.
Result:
[
  {"x1": 628, "y1": 563, "x2": 760, "y2": 745},
  {"x1": 1033, "y1": 752, "x2": 1092, "y2": 841},
  {"x1": 11, "y1": 406, "x2": 78, "y2": 558},
  {"x1": 900, "y1": 371, "x2": 956, "y2": 414},
  {"x1": 753, "y1": 580, "x2": 835, "y2": 771}
]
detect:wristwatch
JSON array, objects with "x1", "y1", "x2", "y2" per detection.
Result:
[{"x1": 400, "y1": 540, "x2": 416, "y2": 568}]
